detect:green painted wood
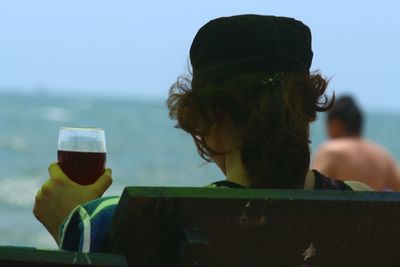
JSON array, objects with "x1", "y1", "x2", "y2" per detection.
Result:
[
  {"x1": 105, "y1": 187, "x2": 400, "y2": 267},
  {"x1": 123, "y1": 186, "x2": 400, "y2": 201},
  {"x1": 0, "y1": 246, "x2": 127, "y2": 267}
]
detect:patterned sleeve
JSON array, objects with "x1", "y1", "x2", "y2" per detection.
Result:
[{"x1": 59, "y1": 196, "x2": 120, "y2": 253}]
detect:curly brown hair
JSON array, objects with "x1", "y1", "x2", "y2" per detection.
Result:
[{"x1": 167, "y1": 71, "x2": 333, "y2": 188}]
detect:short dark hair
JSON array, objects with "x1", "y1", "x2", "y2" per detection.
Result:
[{"x1": 327, "y1": 95, "x2": 363, "y2": 136}]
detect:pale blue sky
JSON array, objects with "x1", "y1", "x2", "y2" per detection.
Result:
[{"x1": 0, "y1": 0, "x2": 399, "y2": 110}]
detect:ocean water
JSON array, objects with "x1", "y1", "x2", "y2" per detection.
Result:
[{"x1": 0, "y1": 92, "x2": 400, "y2": 249}]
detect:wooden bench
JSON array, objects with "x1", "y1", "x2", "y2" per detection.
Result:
[
  {"x1": 0, "y1": 246, "x2": 127, "y2": 267},
  {"x1": 105, "y1": 187, "x2": 400, "y2": 267}
]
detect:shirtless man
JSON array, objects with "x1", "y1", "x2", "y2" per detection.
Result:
[{"x1": 312, "y1": 96, "x2": 400, "y2": 191}]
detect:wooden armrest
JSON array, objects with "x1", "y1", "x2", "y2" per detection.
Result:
[{"x1": 0, "y1": 246, "x2": 127, "y2": 267}]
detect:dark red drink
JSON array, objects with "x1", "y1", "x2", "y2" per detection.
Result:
[{"x1": 58, "y1": 150, "x2": 106, "y2": 185}]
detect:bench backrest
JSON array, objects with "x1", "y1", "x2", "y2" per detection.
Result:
[{"x1": 105, "y1": 187, "x2": 400, "y2": 267}]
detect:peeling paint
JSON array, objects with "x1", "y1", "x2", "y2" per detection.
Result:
[
  {"x1": 239, "y1": 200, "x2": 267, "y2": 226},
  {"x1": 84, "y1": 254, "x2": 92, "y2": 264},
  {"x1": 239, "y1": 215, "x2": 267, "y2": 226},
  {"x1": 302, "y1": 242, "x2": 317, "y2": 261},
  {"x1": 245, "y1": 200, "x2": 251, "y2": 208},
  {"x1": 239, "y1": 214, "x2": 249, "y2": 225},
  {"x1": 258, "y1": 215, "x2": 267, "y2": 225}
]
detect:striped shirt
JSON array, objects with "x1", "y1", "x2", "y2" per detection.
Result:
[{"x1": 59, "y1": 196, "x2": 120, "y2": 252}]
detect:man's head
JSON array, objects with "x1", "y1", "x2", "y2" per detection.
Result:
[{"x1": 327, "y1": 95, "x2": 363, "y2": 138}]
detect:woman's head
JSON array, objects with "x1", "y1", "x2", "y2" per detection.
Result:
[{"x1": 168, "y1": 15, "x2": 333, "y2": 188}]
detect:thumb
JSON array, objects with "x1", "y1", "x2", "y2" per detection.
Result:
[
  {"x1": 48, "y1": 162, "x2": 69, "y2": 180},
  {"x1": 88, "y1": 168, "x2": 113, "y2": 196}
]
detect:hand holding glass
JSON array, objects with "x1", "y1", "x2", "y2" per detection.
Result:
[{"x1": 58, "y1": 127, "x2": 106, "y2": 185}]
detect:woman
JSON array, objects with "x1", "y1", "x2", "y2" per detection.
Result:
[{"x1": 33, "y1": 14, "x2": 370, "y2": 253}]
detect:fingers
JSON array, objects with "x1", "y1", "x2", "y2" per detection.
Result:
[
  {"x1": 33, "y1": 180, "x2": 53, "y2": 221},
  {"x1": 89, "y1": 168, "x2": 113, "y2": 196},
  {"x1": 48, "y1": 162, "x2": 69, "y2": 180},
  {"x1": 48, "y1": 163, "x2": 112, "y2": 196},
  {"x1": 33, "y1": 188, "x2": 43, "y2": 220},
  {"x1": 48, "y1": 163, "x2": 81, "y2": 187}
]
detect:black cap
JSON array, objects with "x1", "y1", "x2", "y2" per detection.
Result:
[{"x1": 190, "y1": 14, "x2": 313, "y2": 83}]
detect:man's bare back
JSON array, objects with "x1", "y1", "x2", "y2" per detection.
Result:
[{"x1": 312, "y1": 138, "x2": 400, "y2": 191}]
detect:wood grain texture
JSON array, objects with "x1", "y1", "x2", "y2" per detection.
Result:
[{"x1": 106, "y1": 187, "x2": 400, "y2": 267}]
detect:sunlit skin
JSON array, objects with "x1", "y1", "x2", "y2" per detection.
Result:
[
  {"x1": 204, "y1": 119, "x2": 250, "y2": 187},
  {"x1": 313, "y1": 119, "x2": 400, "y2": 191},
  {"x1": 33, "y1": 163, "x2": 112, "y2": 245}
]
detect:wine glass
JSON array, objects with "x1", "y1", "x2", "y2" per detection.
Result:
[{"x1": 57, "y1": 127, "x2": 106, "y2": 185}]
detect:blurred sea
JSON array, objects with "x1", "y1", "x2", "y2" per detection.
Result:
[{"x1": 1, "y1": 91, "x2": 400, "y2": 249}]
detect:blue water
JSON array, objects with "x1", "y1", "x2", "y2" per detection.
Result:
[{"x1": 0, "y1": 92, "x2": 400, "y2": 248}]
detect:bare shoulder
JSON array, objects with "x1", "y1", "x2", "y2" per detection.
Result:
[
  {"x1": 315, "y1": 138, "x2": 390, "y2": 158},
  {"x1": 362, "y1": 139, "x2": 394, "y2": 159},
  {"x1": 312, "y1": 139, "x2": 363, "y2": 177},
  {"x1": 313, "y1": 139, "x2": 353, "y2": 158},
  {"x1": 314, "y1": 138, "x2": 396, "y2": 168},
  {"x1": 359, "y1": 139, "x2": 398, "y2": 169},
  {"x1": 312, "y1": 140, "x2": 349, "y2": 176}
]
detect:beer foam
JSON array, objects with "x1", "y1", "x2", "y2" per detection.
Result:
[{"x1": 58, "y1": 128, "x2": 106, "y2": 152}]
